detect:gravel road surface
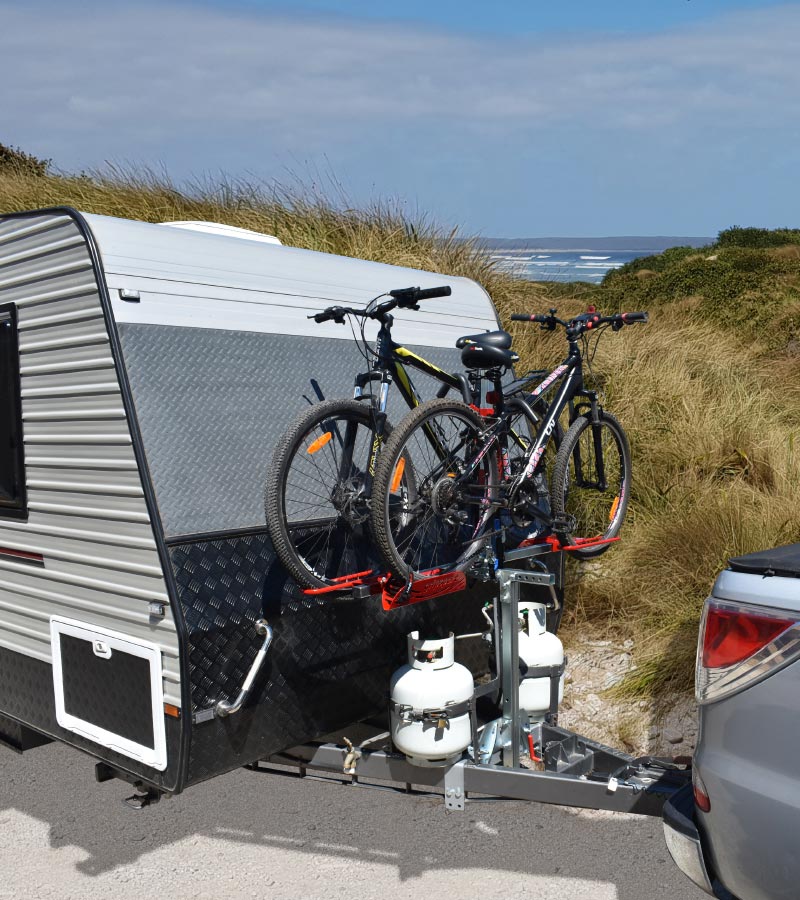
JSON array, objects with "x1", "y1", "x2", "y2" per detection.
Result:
[{"x1": 1, "y1": 742, "x2": 707, "y2": 900}]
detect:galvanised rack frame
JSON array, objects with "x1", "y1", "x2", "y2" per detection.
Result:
[{"x1": 248, "y1": 540, "x2": 690, "y2": 818}]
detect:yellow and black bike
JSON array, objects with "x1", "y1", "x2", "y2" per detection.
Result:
[{"x1": 265, "y1": 285, "x2": 505, "y2": 589}]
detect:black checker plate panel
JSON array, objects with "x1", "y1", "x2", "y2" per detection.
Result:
[
  {"x1": 168, "y1": 530, "x2": 492, "y2": 787},
  {"x1": 0, "y1": 645, "x2": 181, "y2": 791}
]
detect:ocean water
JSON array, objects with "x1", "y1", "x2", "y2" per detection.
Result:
[{"x1": 489, "y1": 249, "x2": 649, "y2": 282}]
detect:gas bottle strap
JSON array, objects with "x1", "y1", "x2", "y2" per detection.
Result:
[
  {"x1": 521, "y1": 661, "x2": 566, "y2": 679},
  {"x1": 390, "y1": 697, "x2": 473, "y2": 725}
]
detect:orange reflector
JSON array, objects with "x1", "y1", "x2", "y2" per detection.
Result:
[
  {"x1": 609, "y1": 495, "x2": 620, "y2": 521},
  {"x1": 307, "y1": 431, "x2": 332, "y2": 454},
  {"x1": 164, "y1": 703, "x2": 181, "y2": 719},
  {"x1": 390, "y1": 457, "x2": 406, "y2": 492}
]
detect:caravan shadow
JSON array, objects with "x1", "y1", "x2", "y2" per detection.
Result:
[{"x1": 1, "y1": 742, "x2": 704, "y2": 899}]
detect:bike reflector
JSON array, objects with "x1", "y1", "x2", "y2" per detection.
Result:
[
  {"x1": 390, "y1": 457, "x2": 406, "y2": 493},
  {"x1": 306, "y1": 432, "x2": 332, "y2": 454},
  {"x1": 696, "y1": 597, "x2": 800, "y2": 704}
]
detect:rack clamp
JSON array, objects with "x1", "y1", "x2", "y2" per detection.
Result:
[{"x1": 302, "y1": 568, "x2": 469, "y2": 610}]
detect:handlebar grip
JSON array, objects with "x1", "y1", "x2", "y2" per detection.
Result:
[
  {"x1": 511, "y1": 313, "x2": 548, "y2": 323},
  {"x1": 389, "y1": 285, "x2": 451, "y2": 304},
  {"x1": 312, "y1": 306, "x2": 346, "y2": 324},
  {"x1": 621, "y1": 311, "x2": 648, "y2": 323},
  {"x1": 414, "y1": 286, "x2": 451, "y2": 301}
]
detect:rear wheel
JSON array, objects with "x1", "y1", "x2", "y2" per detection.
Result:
[
  {"x1": 551, "y1": 411, "x2": 631, "y2": 559},
  {"x1": 371, "y1": 399, "x2": 498, "y2": 581},
  {"x1": 265, "y1": 399, "x2": 409, "y2": 589}
]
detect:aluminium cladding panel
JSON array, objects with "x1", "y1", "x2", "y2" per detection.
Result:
[
  {"x1": 0, "y1": 213, "x2": 181, "y2": 757},
  {"x1": 82, "y1": 211, "x2": 500, "y2": 347}
]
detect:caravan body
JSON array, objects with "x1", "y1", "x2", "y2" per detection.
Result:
[{"x1": 0, "y1": 207, "x2": 499, "y2": 793}]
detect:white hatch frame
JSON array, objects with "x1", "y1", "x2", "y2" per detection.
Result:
[{"x1": 50, "y1": 617, "x2": 168, "y2": 771}]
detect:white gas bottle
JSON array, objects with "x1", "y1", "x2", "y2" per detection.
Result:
[
  {"x1": 518, "y1": 602, "x2": 564, "y2": 721},
  {"x1": 390, "y1": 631, "x2": 474, "y2": 767}
]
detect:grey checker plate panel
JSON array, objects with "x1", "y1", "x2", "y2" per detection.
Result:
[
  {"x1": 118, "y1": 324, "x2": 463, "y2": 538},
  {"x1": 169, "y1": 530, "x2": 492, "y2": 786}
]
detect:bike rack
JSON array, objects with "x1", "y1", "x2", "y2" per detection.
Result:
[{"x1": 301, "y1": 534, "x2": 619, "y2": 607}]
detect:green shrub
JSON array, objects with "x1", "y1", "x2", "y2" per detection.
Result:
[
  {"x1": 718, "y1": 226, "x2": 800, "y2": 248},
  {"x1": 606, "y1": 244, "x2": 702, "y2": 281}
]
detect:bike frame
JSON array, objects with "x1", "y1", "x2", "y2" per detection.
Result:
[
  {"x1": 459, "y1": 339, "x2": 601, "y2": 520},
  {"x1": 351, "y1": 313, "x2": 472, "y2": 486}
]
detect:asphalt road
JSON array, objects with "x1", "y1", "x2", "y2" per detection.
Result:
[{"x1": 1, "y1": 742, "x2": 707, "y2": 900}]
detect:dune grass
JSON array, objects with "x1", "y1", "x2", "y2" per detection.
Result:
[
  {"x1": 2, "y1": 147, "x2": 799, "y2": 697},
  {"x1": 0, "y1": 160, "x2": 521, "y2": 306}
]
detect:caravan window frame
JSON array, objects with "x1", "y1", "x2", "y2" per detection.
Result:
[{"x1": 0, "y1": 302, "x2": 27, "y2": 519}]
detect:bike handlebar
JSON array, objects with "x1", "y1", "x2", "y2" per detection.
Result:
[
  {"x1": 310, "y1": 285, "x2": 451, "y2": 324},
  {"x1": 511, "y1": 309, "x2": 648, "y2": 335}
]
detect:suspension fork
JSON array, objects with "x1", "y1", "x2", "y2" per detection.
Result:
[
  {"x1": 348, "y1": 367, "x2": 393, "y2": 494},
  {"x1": 588, "y1": 395, "x2": 607, "y2": 490},
  {"x1": 365, "y1": 372, "x2": 392, "y2": 481},
  {"x1": 572, "y1": 393, "x2": 607, "y2": 490}
]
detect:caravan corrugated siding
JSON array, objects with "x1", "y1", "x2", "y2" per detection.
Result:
[{"x1": 0, "y1": 212, "x2": 180, "y2": 705}]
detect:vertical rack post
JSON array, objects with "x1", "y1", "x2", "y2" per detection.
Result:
[
  {"x1": 495, "y1": 565, "x2": 558, "y2": 768},
  {"x1": 497, "y1": 569, "x2": 520, "y2": 768}
]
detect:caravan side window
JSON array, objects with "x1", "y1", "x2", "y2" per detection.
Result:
[{"x1": 0, "y1": 303, "x2": 26, "y2": 519}]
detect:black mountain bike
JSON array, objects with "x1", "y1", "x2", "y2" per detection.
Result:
[
  {"x1": 265, "y1": 285, "x2": 525, "y2": 589},
  {"x1": 370, "y1": 308, "x2": 648, "y2": 580}
]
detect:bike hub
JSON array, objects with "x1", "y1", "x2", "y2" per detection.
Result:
[
  {"x1": 331, "y1": 478, "x2": 369, "y2": 526},
  {"x1": 430, "y1": 475, "x2": 458, "y2": 516}
]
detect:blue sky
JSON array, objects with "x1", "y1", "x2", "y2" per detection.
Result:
[
  {"x1": 2, "y1": 0, "x2": 798, "y2": 237},
  {"x1": 207, "y1": 0, "x2": 788, "y2": 35}
]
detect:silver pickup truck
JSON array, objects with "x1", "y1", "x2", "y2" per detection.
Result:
[{"x1": 663, "y1": 543, "x2": 800, "y2": 900}]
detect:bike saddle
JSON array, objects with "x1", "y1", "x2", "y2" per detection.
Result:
[
  {"x1": 461, "y1": 342, "x2": 519, "y2": 370},
  {"x1": 455, "y1": 329, "x2": 512, "y2": 350}
]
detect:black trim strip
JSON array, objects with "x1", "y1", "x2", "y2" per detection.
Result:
[
  {"x1": 0, "y1": 207, "x2": 192, "y2": 794},
  {"x1": 166, "y1": 524, "x2": 269, "y2": 547},
  {"x1": 0, "y1": 303, "x2": 28, "y2": 520}
]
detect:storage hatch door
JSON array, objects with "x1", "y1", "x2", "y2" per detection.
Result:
[{"x1": 50, "y1": 617, "x2": 167, "y2": 771}]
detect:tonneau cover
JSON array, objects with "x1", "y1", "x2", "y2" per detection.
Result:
[{"x1": 729, "y1": 544, "x2": 800, "y2": 578}]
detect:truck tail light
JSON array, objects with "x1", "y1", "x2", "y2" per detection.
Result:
[
  {"x1": 692, "y1": 767, "x2": 711, "y2": 813},
  {"x1": 696, "y1": 597, "x2": 800, "y2": 704}
]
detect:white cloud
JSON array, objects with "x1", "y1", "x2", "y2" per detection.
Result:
[
  {"x1": 2, "y1": 3, "x2": 798, "y2": 144},
  {"x1": 0, "y1": 2, "x2": 798, "y2": 232}
]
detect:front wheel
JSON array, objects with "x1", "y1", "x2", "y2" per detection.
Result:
[
  {"x1": 265, "y1": 399, "x2": 407, "y2": 589},
  {"x1": 371, "y1": 398, "x2": 498, "y2": 581},
  {"x1": 551, "y1": 411, "x2": 631, "y2": 559}
]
